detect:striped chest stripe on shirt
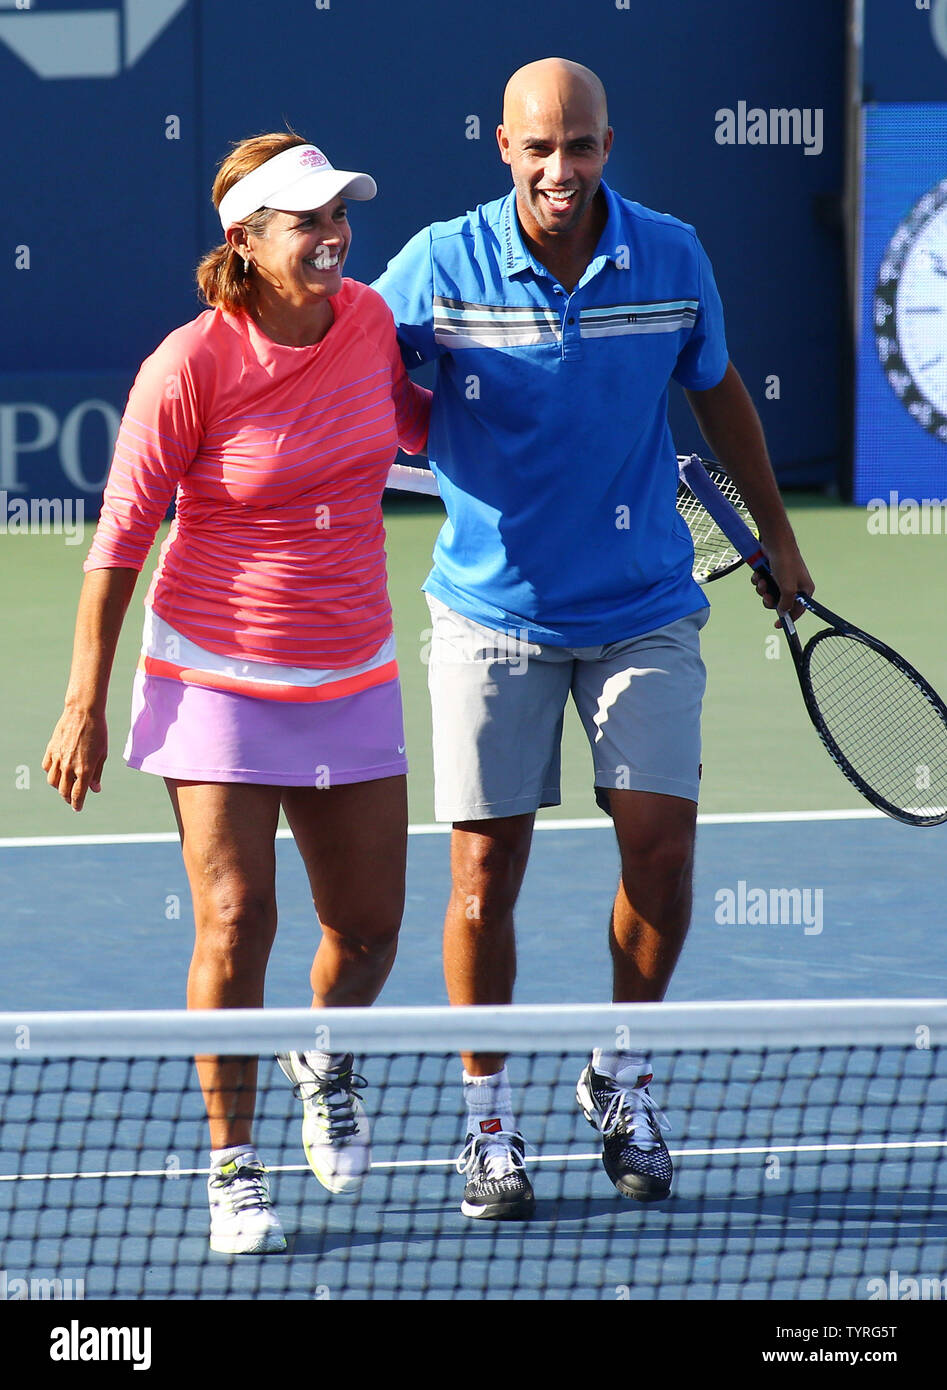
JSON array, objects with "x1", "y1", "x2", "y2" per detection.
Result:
[
  {"x1": 432, "y1": 296, "x2": 698, "y2": 348},
  {"x1": 433, "y1": 297, "x2": 559, "y2": 348},
  {"x1": 580, "y1": 300, "x2": 699, "y2": 338}
]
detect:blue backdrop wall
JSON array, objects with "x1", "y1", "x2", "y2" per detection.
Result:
[{"x1": 0, "y1": 0, "x2": 846, "y2": 508}]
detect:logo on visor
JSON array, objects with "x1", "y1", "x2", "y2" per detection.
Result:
[{"x1": 300, "y1": 149, "x2": 329, "y2": 169}]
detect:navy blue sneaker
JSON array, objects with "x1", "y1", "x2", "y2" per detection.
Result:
[
  {"x1": 456, "y1": 1129, "x2": 534, "y2": 1219},
  {"x1": 576, "y1": 1062, "x2": 672, "y2": 1201}
]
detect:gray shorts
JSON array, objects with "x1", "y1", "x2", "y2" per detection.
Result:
[{"x1": 425, "y1": 594, "x2": 709, "y2": 821}]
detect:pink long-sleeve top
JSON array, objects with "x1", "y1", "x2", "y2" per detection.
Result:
[{"x1": 85, "y1": 280, "x2": 430, "y2": 668}]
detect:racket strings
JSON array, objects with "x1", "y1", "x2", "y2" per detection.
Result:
[{"x1": 805, "y1": 634, "x2": 947, "y2": 816}]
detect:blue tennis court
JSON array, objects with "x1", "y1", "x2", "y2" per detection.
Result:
[
  {"x1": 2, "y1": 815, "x2": 945, "y2": 1301},
  {"x1": 2, "y1": 816, "x2": 946, "y2": 1009}
]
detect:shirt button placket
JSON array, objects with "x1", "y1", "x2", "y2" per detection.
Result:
[{"x1": 561, "y1": 292, "x2": 581, "y2": 361}]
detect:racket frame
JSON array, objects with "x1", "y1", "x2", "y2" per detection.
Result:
[
  {"x1": 675, "y1": 459, "x2": 753, "y2": 584},
  {"x1": 385, "y1": 463, "x2": 440, "y2": 496},
  {"x1": 787, "y1": 602, "x2": 947, "y2": 827}
]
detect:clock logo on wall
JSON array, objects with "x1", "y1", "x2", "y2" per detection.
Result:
[{"x1": 874, "y1": 176, "x2": 947, "y2": 445}]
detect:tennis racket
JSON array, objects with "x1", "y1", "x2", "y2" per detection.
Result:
[
  {"x1": 674, "y1": 457, "x2": 758, "y2": 583},
  {"x1": 386, "y1": 457, "x2": 757, "y2": 586},
  {"x1": 678, "y1": 452, "x2": 947, "y2": 827}
]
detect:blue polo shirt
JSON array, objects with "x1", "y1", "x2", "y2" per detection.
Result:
[{"x1": 373, "y1": 181, "x2": 729, "y2": 644}]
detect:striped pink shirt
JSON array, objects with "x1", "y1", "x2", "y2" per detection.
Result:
[{"x1": 86, "y1": 280, "x2": 430, "y2": 668}]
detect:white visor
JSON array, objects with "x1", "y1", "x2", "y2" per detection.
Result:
[{"x1": 218, "y1": 144, "x2": 376, "y2": 231}]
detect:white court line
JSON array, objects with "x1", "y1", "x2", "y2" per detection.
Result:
[
  {"x1": 3, "y1": 1136, "x2": 944, "y2": 1183},
  {"x1": 0, "y1": 809, "x2": 886, "y2": 850}
]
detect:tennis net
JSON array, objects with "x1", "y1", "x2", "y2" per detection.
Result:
[{"x1": 1, "y1": 1000, "x2": 945, "y2": 1301}]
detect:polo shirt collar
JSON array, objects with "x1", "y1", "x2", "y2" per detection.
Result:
[
  {"x1": 499, "y1": 190, "x2": 534, "y2": 279},
  {"x1": 499, "y1": 180, "x2": 625, "y2": 282},
  {"x1": 590, "y1": 180, "x2": 624, "y2": 266}
]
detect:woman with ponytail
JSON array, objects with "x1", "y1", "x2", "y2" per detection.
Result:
[{"x1": 43, "y1": 132, "x2": 431, "y2": 1255}]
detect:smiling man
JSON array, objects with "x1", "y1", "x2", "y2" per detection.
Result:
[{"x1": 375, "y1": 59, "x2": 811, "y2": 1219}]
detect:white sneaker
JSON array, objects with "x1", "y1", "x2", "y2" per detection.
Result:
[
  {"x1": 208, "y1": 1153, "x2": 286, "y2": 1254},
  {"x1": 276, "y1": 1052, "x2": 371, "y2": 1194}
]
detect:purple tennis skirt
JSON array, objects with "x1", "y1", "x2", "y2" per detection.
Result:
[{"x1": 123, "y1": 670, "x2": 408, "y2": 786}]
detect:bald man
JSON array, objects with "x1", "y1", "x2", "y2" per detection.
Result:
[{"x1": 375, "y1": 59, "x2": 811, "y2": 1219}]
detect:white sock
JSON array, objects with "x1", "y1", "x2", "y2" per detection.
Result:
[
  {"x1": 303, "y1": 1051, "x2": 349, "y2": 1075},
  {"x1": 592, "y1": 1050, "x2": 653, "y2": 1085},
  {"x1": 210, "y1": 1143, "x2": 258, "y2": 1168},
  {"x1": 463, "y1": 1066, "x2": 516, "y2": 1135}
]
